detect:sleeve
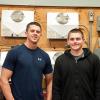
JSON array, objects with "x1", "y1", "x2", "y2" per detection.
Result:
[
  {"x1": 43, "y1": 54, "x2": 53, "y2": 74},
  {"x1": 52, "y1": 57, "x2": 62, "y2": 100},
  {"x1": 94, "y1": 55, "x2": 100, "y2": 100},
  {"x1": 2, "y1": 49, "x2": 17, "y2": 71}
]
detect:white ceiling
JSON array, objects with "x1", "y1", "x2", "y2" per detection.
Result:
[{"x1": 0, "y1": 0, "x2": 100, "y2": 7}]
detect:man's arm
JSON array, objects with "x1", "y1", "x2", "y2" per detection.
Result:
[
  {"x1": 45, "y1": 73, "x2": 53, "y2": 100},
  {"x1": 0, "y1": 67, "x2": 14, "y2": 100}
]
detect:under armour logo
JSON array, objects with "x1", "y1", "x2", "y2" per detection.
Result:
[{"x1": 38, "y1": 57, "x2": 42, "y2": 61}]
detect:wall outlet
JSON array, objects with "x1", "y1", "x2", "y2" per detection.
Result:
[{"x1": 88, "y1": 10, "x2": 94, "y2": 22}]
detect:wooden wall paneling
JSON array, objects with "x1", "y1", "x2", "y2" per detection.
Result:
[{"x1": 0, "y1": 5, "x2": 100, "y2": 51}]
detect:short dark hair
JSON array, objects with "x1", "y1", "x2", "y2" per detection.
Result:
[
  {"x1": 68, "y1": 28, "x2": 84, "y2": 39},
  {"x1": 26, "y1": 22, "x2": 42, "y2": 32}
]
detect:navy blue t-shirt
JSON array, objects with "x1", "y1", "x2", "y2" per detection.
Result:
[{"x1": 3, "y1": 44, "x2": 53, "y2": 100}]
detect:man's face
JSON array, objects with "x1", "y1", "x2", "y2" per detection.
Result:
[
  {"x1": 26, "y1": 25, "x2": 42, "y2": 44},
  {"x1": 67, "y1": 32, "x2": 84, "y2": 51}
]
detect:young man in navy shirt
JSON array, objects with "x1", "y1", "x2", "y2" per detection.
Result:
[{"x1": 0, "y1": 22, "x2": 53, "y2": 100}]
